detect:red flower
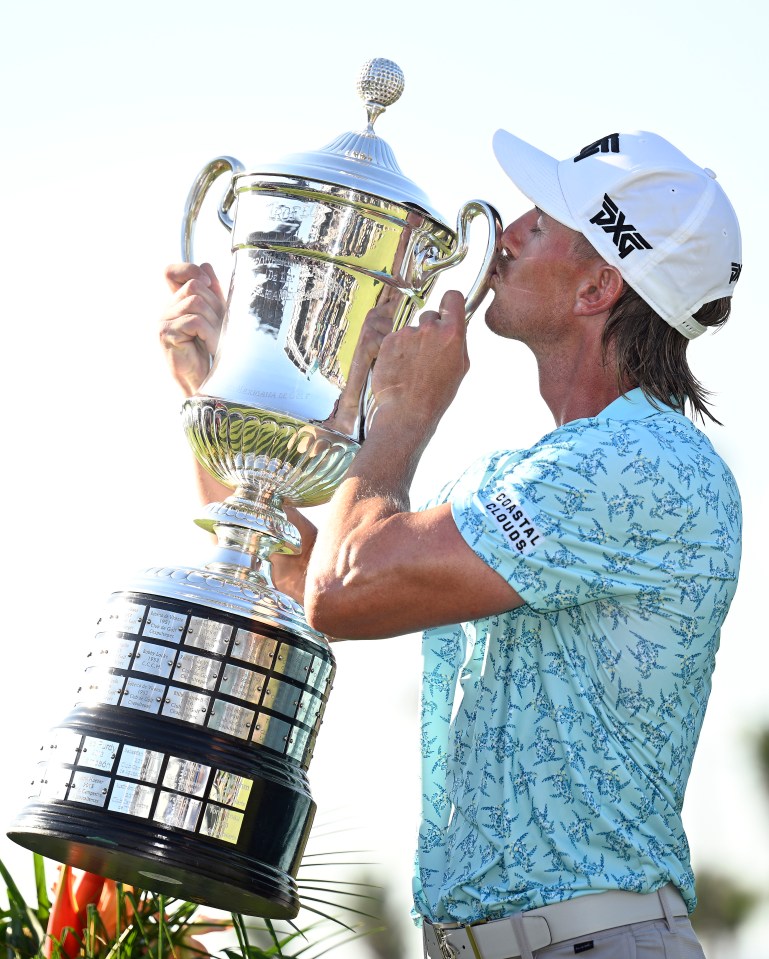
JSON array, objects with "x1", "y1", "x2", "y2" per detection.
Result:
[{"x1": 45, "y1": 866, "x2": 106, "y2": 958}]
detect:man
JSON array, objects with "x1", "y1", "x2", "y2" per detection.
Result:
[{"x1": 161, "y1": 130, "x2": 742, "y2": 958}]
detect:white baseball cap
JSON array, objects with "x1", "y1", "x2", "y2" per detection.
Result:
[{"x1": 492, "y1": 130, "x2": 742, "y2": 339}]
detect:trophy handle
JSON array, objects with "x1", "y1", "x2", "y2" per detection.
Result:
[
  {"x1": 181, "y1": 155, "x2": 246, "y2": 262},
  {"x1": 416, "y1": 199, "x2": 502, "y2": 320}
]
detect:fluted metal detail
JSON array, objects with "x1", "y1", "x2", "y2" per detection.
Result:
[
  {"x1": 320, "y1": 129, "x2": 405, "y2": 173},
  {"x1": 183, "y1": 398, "x2": 358, "y2": 507}
]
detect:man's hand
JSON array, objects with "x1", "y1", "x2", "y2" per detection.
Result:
[
  {"x1": 160, "y1": 262, "x2": 226, "y2": 397},
  {"x1": 269, "y1": 507, "x2": 319, "y2": 606},
  {"x1": 322, "y1": 302, "x2": 396, "y2": 436},
  {"x1": 369, "y1": 289, "x2": 469, "y2": 443},
  {"x1": 159, "y1": 262, "x2": 230, "y2": 506}
]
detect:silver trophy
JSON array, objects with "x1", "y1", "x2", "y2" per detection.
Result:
[{"x1": 8, "y1": 59, "x2": 501, "y2": 918}]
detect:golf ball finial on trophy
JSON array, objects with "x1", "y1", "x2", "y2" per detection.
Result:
[{"x1": 8, "y1": 58, "x2": 501, "y2": 919}]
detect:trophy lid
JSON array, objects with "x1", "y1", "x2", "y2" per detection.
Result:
[{"x1": 252, "y1": 58, "x2": 445, "y2": 223}]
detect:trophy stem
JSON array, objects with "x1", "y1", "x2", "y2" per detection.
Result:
[
  {"x1": 203, "y1": 523, "x2": 275, "y2": 587},
  {"x1": 193, "y1": 488, "x2": 300, "y2": 596},
  {"x1": 196, "y1": 489, "x2": 301, "y2": 549}
]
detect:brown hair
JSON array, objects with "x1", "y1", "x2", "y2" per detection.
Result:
[
  {"x1": 571, "y1": 232, "x2": 731, "y2": 424},
  {"x1": 602, "y1": 288, "x2": 730, "y2": 424}
]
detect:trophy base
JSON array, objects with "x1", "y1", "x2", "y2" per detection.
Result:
[
  {"x1": 9, "y1": 796, "x2": 302, "y2": 919},
  {"x1": 7, "y1": 576, "x2": 335, "y2": 919}
]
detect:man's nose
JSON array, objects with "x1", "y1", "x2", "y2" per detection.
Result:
[
  {"x1": 501, "y1": 222, "x2": 517, "y2": 250},
  {"x1": 501, "y1": 209, "x2": 537, "y2": 255}
]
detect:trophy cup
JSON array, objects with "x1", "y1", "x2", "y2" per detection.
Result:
[{"x1": 8, "y1": 59, "x2": 501, "y2": 919}]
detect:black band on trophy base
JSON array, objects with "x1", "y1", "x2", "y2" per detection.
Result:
[
  {"x1": 9, "y1": 796, "x2": 307, "y2": 917},
  {"x1": 8, "y1": 589, "x2": 335, "y2": 919}
]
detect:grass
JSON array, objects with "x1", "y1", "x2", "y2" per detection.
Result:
[{"x1": 0, "y1": 831, "x2": 383, "y2": 959}]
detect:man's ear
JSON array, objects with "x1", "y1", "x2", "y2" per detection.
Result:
[{"x1": 574, "y1": 264, "x2": 624, "y2": 316}]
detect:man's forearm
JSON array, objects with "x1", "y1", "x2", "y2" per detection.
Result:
[
  {"x1": 302, "y1": 409, "x2": 435, "y2": 637},
  {"x1": 303, "y1": 291, "x2": 471, "y2": 638}
]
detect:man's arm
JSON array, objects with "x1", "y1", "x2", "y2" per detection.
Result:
[{"x1": 304, "y1": 290, "x2": 523, "y2": 640}]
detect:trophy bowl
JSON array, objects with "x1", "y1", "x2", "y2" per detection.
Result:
[{"x1": 7, "y1": 58, "x2": 501, "y2": 919}]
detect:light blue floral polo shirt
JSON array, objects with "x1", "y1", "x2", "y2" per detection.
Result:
[{"x1": 413, "y1": 389, "x2": 742, "y2": 924}]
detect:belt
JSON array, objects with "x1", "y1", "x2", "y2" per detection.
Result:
[{"x1": 423, "y1": 884, "x2": 688, "y2": 959}]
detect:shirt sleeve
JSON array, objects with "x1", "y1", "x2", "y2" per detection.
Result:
[{"x1": 449, "y1": 436, "x2": 646, "y2": 612}]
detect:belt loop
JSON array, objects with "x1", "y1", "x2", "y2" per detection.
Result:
[
  {"x1": 657, "y1": 884, "x2": 675, "y2": 932},
  {"x1": 464, "y1": 926, "x2": 484, "y2": 959},
  {"x1": 510, "y1": 913, "x2": 535, "y2": 959},
  {"x1": 657, "y1": 885, "x2": 682, "y2": 959}
]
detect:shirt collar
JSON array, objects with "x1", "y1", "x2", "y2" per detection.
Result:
[{"x1": 595, "y1": 388, "x2": 681, "y2": 424}]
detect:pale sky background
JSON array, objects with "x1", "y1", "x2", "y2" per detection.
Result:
[{"x1": 2, "y1": 1, "x2": 768, "y2": 956}]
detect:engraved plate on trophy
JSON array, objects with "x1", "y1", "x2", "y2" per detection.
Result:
[
  {"x1": 207, "y1": 700, "x2": 255, "y2": 739},
  {"x1": 121, "y1": 678, "x2": 165, "y2": 714},
  {"x1": 79, "y1": 670, "x2": 124, "y2": 706},
  {"x1": 295, "y1": 689, "x2": 322, "y2": 728},
  {"x1": 252, "y1": 715, "x2": 291, "y2": 753},
  {"x1": 108, "y1": 780, "x2": 155, "y2": 818},
  {"x1": 93, "y1": 635, "x2": 136, "y2": 670},
  {"x1": 28, "y1": 764, "x2": 45, "y2": 799},
  {"x1": 104, "y1": 599, "x2": 146, "y2": 634},
  {"x1": 185, "y1": 617, "x2": 233, "y2": 655},
  {"x1": 231, "y1": 631, "x2": 278, "y2": 669},
  {"x1": 219, "y1": 664, "x2": 264, "y2": 703},
  {"x1": 307, "y1": 657, "x2": 333, "y2": 693},
  {"x1": 210, "y1": 770, "x2": 253, "y2": 809},
  {"x1": 117, "y1": 745, "x2": 164, "y2": 783},
  {"x1": 200, "y1": 805, "x2": 244, "y2": 844},
  {"x1": 154, "y1": 791, "x2": 202, "y2": 832},
  {"x1": 142, "y1": 607, "x2": 187, "y2": 643},
  {"x1": 40, "y1": 767, "x2": 72, "y2": 801},
  {"x1": 78, "y1": 737, "x2": 119, "y2": 772},
  {"x1": 173, "y1": 652, "x2": 220, "y2": 690},
  {"x1": 275, "y1": 646, "x2": 313, "y2": 684},
  {"x1": 286, "y1": 726, "x2": 311, "y2": 763},
  {"x1": 161, "y1": 687, "x2": 210, "y2": 725},
  {"x1": 163, "y1": 757, "x2": 211, "y2": 798},
  {"x1": 69, "y1": 771, "x2": 111, "y2": 808},
  {"x1": 134, "y1": 642, "x2": 176, "y2": 678},
  {"x1": 49, "y1": 729, "x2": 82, "y2": 764},
  {"x1": 262, "y1": 679, "x2": 300, "y2": 719}
]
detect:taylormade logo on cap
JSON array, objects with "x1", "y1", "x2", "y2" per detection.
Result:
[{"x1": 492, "y1": 129, "x2": 742, "y2": 339}]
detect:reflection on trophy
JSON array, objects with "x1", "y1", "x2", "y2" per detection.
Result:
[{"x1": 8, "y1": 59, "x2": 501, "y2": 918}]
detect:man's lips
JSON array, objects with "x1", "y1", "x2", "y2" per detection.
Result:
[{"x1": 491, "y1": 249, "x2": 513, "y2": 279}]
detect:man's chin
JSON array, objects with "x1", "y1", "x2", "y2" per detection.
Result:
[
  {"x1": 484, "y1": 301, "x2": 505, "y2": 336},
  {"x1": 483, "y1": 309, "x2": 523, "y2": 343}
]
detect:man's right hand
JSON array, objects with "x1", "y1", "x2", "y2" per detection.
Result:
[{"x1": 160, "y1": 262, "x2": 226, "y2": 397}]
